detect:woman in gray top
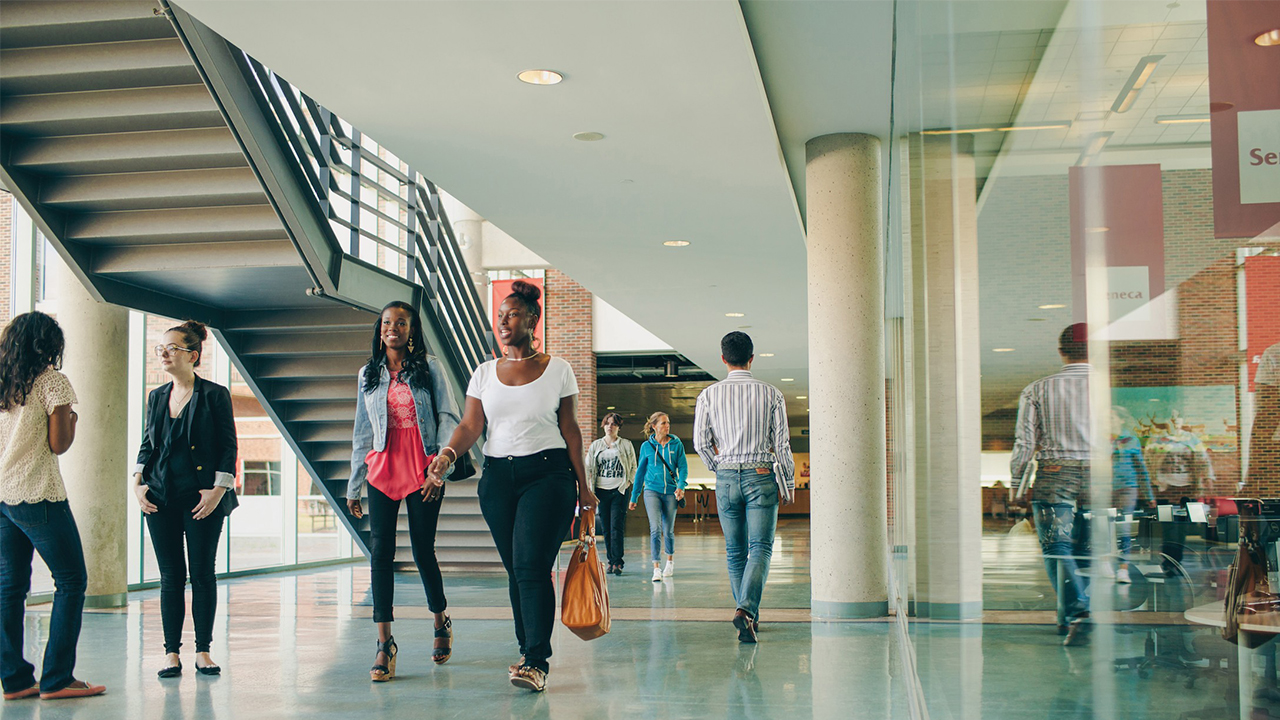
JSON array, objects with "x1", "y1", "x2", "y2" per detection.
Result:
[{"x1": 585, "y1": 412, "x2": 637, "y2": 575}]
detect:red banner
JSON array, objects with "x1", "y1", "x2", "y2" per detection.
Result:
[
  {"x1": 1246, "y1": 255, "x2": 1280, "y2": 391},
  {"x1": 490, "y1": 278, "x2": 545, "y2": 353},
  {"x1": 1208, "y1": 0, "x2": 1280, "y2": 239},
  {"x1": 1069, "y1": 165, "x2": 1166, "y2": 326}
]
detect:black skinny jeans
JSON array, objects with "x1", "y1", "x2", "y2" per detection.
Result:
[
  {"x1": 144, "y1": 491, "x2": 224, "y2": 654},
  {"x1": 596, "y1": 486, "x2": 628, "y2": 568},
  {"x1": 478, "y1": 449, "x2": 577, "y2": 673},
  {"x1": 367, "y1": 483, "x2": 447, "y2": 622}
]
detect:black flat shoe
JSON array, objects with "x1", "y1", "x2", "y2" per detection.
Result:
[
  {"x1": 157, "y1": 662, "x2": 182, "y2": 679},
  {"x1": 195, "y1": 662, "x2": 221, "y2": 676}
]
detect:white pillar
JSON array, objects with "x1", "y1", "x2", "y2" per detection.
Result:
[
  {"x1": 909, "y1": 134, "x2": 984, "y2": 620},
  {"x1": 806, "y1": 133, "x2": 888, "y2": 618},
  {"x1": 50, "y1": 254, "x2": 130, "y2": 607}
]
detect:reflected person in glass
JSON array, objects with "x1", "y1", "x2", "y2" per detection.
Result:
[
  {"x1": 132, "y1": 320, "x2": 239, "y2": 678},
  {"x1": 347, "y1": 301, "x2": 461, "y2": 682}
]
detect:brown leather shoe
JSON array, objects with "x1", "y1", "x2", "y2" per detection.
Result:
[
  {"x1": 3, "y1": 684, "x2": 39, "y2": 700},
  {"x1": 733, "y1": 609, "x2": 757, "y2": 644},
  {"x1": 40, "y1": 680, "x2": 106, "y2": 700}
]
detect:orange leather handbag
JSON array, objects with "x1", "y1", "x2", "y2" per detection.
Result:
[{"x1": 561, "y1": 509, "x2": 611, "y2": 640}]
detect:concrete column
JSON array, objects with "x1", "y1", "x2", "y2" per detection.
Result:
[
  {"x1": 50, "y1": 254, "x2": 129, "y2": 607},
  {"x1": 909, "y1": 134, "x2": 983, "y2": 620},
  {"x1": 449, "y1": 203, "x2": 489, "y2": 304},
  {"x1": 806, "y1": 133, "x2": 888, "y2": 618}
]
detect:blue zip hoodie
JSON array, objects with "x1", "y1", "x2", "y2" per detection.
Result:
[{"x1": 631, "y1": 434, "x2": 688, "y2": 502}]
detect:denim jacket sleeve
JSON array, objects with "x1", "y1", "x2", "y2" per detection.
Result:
[
  {"x1": 348, "y1": 369, "x2": 373, "y2": 500},
  {"x1": 427, "y1": 356, "x2": 462, "y2": 453}
]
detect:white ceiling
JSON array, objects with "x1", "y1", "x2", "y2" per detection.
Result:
[{"x1": 175, "y1": 0, "x2": 831, "y2": 409}]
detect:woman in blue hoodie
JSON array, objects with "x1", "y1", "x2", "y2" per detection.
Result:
[{"x1": 629, "y1": 412, "x2": 687, "y2": 582}]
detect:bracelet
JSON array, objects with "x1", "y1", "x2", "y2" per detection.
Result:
[{"x1": 440, "y1": 446, "x2": 458, "y2": 463}]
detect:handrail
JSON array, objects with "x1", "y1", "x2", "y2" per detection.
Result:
[{"x1": 237, "y1": 52, "x2": 496, "y2": 376}]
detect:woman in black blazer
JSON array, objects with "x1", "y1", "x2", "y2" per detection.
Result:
[{"x1": 131, "y1": 320, "x2": 238, "y2": 679}]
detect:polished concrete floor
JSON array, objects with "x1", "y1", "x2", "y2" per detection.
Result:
[{"x1": 2, "y1": 515, "x2": 1263, "y2": 719}]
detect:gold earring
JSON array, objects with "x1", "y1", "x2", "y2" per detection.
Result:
[{"x1": 408, "y1": 338, "x2": 415, "y2": 353}]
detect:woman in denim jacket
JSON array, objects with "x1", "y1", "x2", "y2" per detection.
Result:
[
  {"x1": 347, "y1": 302, "x2": 461, "y2": 682},
  {"x1": 629, "y1": 412, "x2": 688, "y2": 582}
]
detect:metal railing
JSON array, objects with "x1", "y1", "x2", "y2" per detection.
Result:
[{"x1": 237, "y1": 53, "x2": 494, "y2": 375}]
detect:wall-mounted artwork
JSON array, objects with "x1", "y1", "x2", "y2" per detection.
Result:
[{"x1": 1112, "y1": 385, "x2": 1238, "y2": 494}]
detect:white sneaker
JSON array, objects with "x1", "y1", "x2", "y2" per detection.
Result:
[
  {"x1": 1116, "y1": 567, "x2": 1132, "y2": 584},
  {"x1": 663, "y1": 560, "x2": 674, "y2": 577},
  {"x1": 652, "y1": 567, "x2": 663, "y2": 582}
]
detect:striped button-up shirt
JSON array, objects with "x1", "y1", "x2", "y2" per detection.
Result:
[
  {"x1": 693, "y1": 370, "x2": 796, "y2": 502},
  {"x1": 1010, "y1": 363, "x2": 1092, "y2": 486}
]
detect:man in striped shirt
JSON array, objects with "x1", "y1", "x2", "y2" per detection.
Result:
[
  {"x1": 693, "y1": 331, "x2": 795, "y2": 644},
  {"x1": 1011, "y1": 323, "x2": 1093, "y2": 646}
]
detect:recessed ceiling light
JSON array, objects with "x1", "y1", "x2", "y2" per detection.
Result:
[
  {"x1": 796, "y1": 396, "x2": 807, "y2": 400},
  {"x1": 663, "y1": 240, "x2": 690, "y2": 247},
  {"x1": 781, "y1": 378, "x2": 794, "y2": 382},
  {"x1": 993, "y1": 348, "x2": 1016, "y2": 353},
  {"x1": 1039, "y1": 304, "x2": 1067, "y2": 309},
  {"x1": 573, "y1": 131, "x2": 605, "y2": 142},
  {"x1": 1255, "y1": 29, "x2": 1280, "y2": 46},
  {"x1": 1154, "y1": 113, "x2": 1210, "y2": 125},
  {"x1": 606, "y1": 406, "x2": 616, "y2": 410},
  {"x1": 758, "y1": 353, "x2": 775, "y2": 357},
  {"x1": 517, "y1": 69, "x2": 563, "y2": 85},
  {"x1": 725, "y1": 312, "x2": 745, "y2": 318}
]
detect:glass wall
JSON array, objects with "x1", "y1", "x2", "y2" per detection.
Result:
[{"x1": 888, "y1": 1, "x2": 1278, "y2": 718}]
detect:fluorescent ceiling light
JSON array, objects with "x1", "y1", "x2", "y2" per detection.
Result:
[
  {"x1": 796, "y1": 396, "x2": 807, "y2": 400},
  {"x1": 758, "y1": 353, "x2": 774, "y2": 357},
  {"x1": 517, "y1": 69, "x2": 563, "y2": 85},
  {"x1": 993, "y1": 348, "x2": 1016, "y2": 353},
  {"x1": 921, "y1": 121, "x2": 1071, "y2": 135},
  {"x1": 663, "y1": 240, "x2": 690, "y2": 247},
  {"x1": 1039, "y1": 304, "x2": 1066, "y2": 309},
  {"x1": 1154, "y1": 113, "x2": 1210, "y2": 124},
  {"x1": 1076, "y1": 131, "x2": 1113, "y2": 166},
  {"x1": 1256, "y1": 29, "x2": 1280, "y2": 46},
  {"x1": 1085, "y1": 226, "x2": 1109, "y2": 233},
  {"x1": 781, "y1": 378, "x2": 795, "y2": 382},
  {"x1": 606, "y1": 406, "x2": 615, "y2": 410},
  {"x1": 1111, "y1": 55, "x2": 1164, "y2": 113},
  {"x1": 725, "y1": 312, "x2": 745, "y2": 318}
]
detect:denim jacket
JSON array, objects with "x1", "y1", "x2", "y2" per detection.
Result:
[{"x1": 347, "y1": 356, "x2": 461, "y2": 499}]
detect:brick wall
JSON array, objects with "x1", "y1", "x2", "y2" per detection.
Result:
[{"x1": 543, "y1": 268, "x2": 596, "y2": 456}]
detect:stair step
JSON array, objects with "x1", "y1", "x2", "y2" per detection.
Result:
[
  {"x1": 41, "y1": 167, "x2": 265, "y2": 212},
  {"x1": 9, "y1": 128, "x2": 246, "y2": 175},
  {"x1": 0, "y1": 84, "x2": 222, "y2": 137},
  {"x1": 0, "y1": 1, "x2": 173, "y2": 49},
  {"x1": 66, "y1": 205, "x2": 285, "y2": 246},
  {"x1": 237, "y1": 331, "x2": 369, "y2": 357},
  {"x1": 283, "y1": 402, "x2": 357, "y2": 423},
  {"x1": 255, "y1": 356, "x2": 362, "y2": 381},
  {"x1": 0, "y1": 38, "x2": 197, "y2": 94},
  {"x1": 303, "y1": 441, "x2": 353, "y2": 464},
  {"x1": 294, "y1": 422, "x2": 354, "y2": 444},
  {"x1": 435, "y1": 562, "x2": 505, "y2": 574},
  {"x1": 439, "y1": 497, "x2": 482, "y2": 515},
  {"x1": 397, "y1": 546, "x2": 499, "y2": 564},
  {"x1": 91, "y1": 240, "x2": 299, "y2": 275},
  {"x1": 224, "y1": 307, "x2": 375, "y2": 334},
  {"x1": 273, "y1": 379, "x2": 357, "y2": 403},
  {"x1": 437, "y1": 515, "x2": 491, "y2": 533}
]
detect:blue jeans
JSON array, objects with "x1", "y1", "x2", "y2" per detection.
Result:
[
  {"x1": 715, "y1": 469, "x2": 779, "y2": 619},
  {"x1": 643, "y1": 490, "x2": 677, "y2": 564},
  {"x1": 0, "y1": 501, "x2": 88, "y2": 694},
  {"x1": 1032, "y1": 501, "x2": 1090, "y2": 622}
]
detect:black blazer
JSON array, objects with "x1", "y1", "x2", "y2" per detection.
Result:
[{"x1": 135, "y1": 374, "x2": 239, "y2": 513}]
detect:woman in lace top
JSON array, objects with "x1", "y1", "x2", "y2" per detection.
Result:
[
  {"x1": 0, "y1": 312, "x2": 105, "y2": 700},
  {"x1": 347, "y1": 302, "x2": 462, "y2": 682}
]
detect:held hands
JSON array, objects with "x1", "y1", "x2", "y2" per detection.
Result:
[
  {"x1": 421, "y1": 472, "x2": 444, "y2": 503},
  {"x1": 192, "y1": 487, "x2": 226, "y2": 520},
  {"x1": 426, "y1": 454, "x2": 453, "y2": 485},
  {"x1": 133, "y1": 475, "x2": 157, "y2": 514}
]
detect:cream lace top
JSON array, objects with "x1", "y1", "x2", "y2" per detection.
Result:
[{"x1": 0, "y1": 368, "x2": 77, "y2": 504}]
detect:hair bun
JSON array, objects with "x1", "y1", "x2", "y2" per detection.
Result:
[
  {"x1": 180, "y1": 320, "x2": 208, "y2": 341},
  {"x1": 509, "y1": 280, "x2": 541, "y2": 304}
]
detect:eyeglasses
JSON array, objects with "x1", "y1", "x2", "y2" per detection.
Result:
[{"x1": 153, "y1": 344, "x2": 195, "y2": 357}]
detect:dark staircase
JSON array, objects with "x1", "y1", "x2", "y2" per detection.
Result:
[{"x1": 0, "y1": 0, "x2": 500, "y2": 572}]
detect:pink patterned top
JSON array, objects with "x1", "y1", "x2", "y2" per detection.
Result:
[
  {"x1": 386, "y1": 371, "x2": 419, "y2": 429},
  {"x1": 365, "y1": 370, "x2": 431, "y2": 501}
]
